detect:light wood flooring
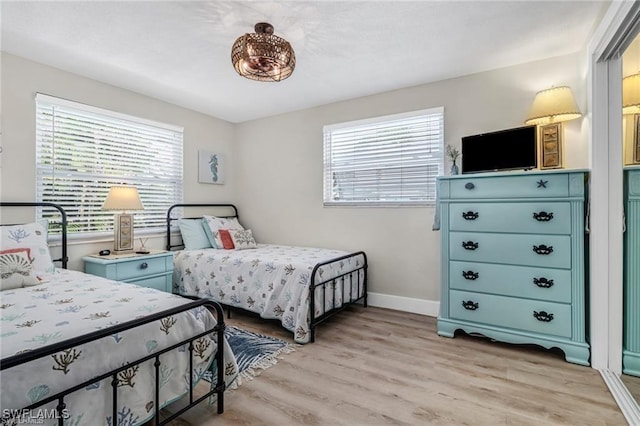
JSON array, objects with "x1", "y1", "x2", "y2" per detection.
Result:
[{"x1": 166, "y1": 306, "x2": 626, "y2": 425}]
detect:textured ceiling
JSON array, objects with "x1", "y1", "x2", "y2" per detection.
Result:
[{"x1": 1, "y1": 1, "x2": 609, "y2": 123}]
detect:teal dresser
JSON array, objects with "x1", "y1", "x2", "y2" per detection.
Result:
[
  {"x1": 437, "y1": 169, "x2": 590, "y2": 365},
  {"x1": 624, "y1": 166, "x2": 640, "y2": 376}
]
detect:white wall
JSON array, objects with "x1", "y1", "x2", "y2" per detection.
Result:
[
  {"x1": 1, "y1": 53, "x2": 236, "y2": 270},
  {"x1": 234, "y1": 52, "x2": 588, "y2": 311},
  {"x1": 1, "y1": 51, "x2": 589, "y2": 309}
]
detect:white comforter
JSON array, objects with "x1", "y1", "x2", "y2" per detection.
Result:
[
  {"x1": 0, "y1": 269, "x2": 237, "y2": 426},
  {"x1": 174, "y1": 244, "x2": 366, "y2": 343}
]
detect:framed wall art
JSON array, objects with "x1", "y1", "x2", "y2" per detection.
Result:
[{"x1": 198, "y1": 151, "x2": 225, "y2": 184}]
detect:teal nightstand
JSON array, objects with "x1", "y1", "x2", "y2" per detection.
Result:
[{"x1": 83, "y1": 250, "x2": 174, "y2": 292}]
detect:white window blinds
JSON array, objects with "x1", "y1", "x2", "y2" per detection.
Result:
[
  {"x1": 323, "y1": 107, "x2": 444, "y2": 206},
  {"x1": 35, "y1": 93, "x2": 184, "y2": 236}
]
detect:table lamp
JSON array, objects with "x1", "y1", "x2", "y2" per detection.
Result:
[
  {"x1": 102, "y1": 186, "x2": 144, "y2": 252},
  {"x1": 525, "y1": 86, "x2": 582, "y2": 169}
]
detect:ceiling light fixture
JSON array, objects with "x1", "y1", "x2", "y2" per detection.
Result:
[{"x1": 231, "y1": 22, "x2": 296, "y2": 82}]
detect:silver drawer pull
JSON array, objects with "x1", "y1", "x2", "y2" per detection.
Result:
[{"x1": 140, "y1": 262, "x2": 148, "y2": 269}]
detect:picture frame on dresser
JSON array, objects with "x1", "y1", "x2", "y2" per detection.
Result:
[{"x1": 436, "y1": 169, "x2": 590, "y2": 366}]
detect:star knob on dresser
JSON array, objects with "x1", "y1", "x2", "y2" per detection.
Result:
[
  {"x1": 436, "y1": 169, "x2": 590, "y2": 365},
  {"x1": 83, "y1": 250, "x2": 174, "y2": 292}
]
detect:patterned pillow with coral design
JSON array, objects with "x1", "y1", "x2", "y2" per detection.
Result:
[
  {"x1": 0, "y1": 248, "x2": 41, "y2": 290},
  {"x1": 229, "y1": 229, "x2": 257, "y2": 250},
  {"x1": 0, "y1": 222, "x2": 55, "y2": 274},
  {"x1": 202, "y1": 215, "x2": 244, "y2": 248}
]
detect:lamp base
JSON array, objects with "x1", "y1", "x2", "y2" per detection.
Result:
[
  {"x1": 539, "y1": 123, "x2": 564, "y2": 170},
  {"x1": 113, "y1": 213, "x2": 134, "y2": 252}
]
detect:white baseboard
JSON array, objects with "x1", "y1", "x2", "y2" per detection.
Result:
[
  {"x1": 599, "y1": 369, "x2": 640, "y2": 425},
  {"x1": 367, "y1": 292, "x2": 439, "y2": 317}
]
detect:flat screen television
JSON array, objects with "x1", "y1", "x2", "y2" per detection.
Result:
[{"x1": 461, "y1": 125, "x2": 537, "y2": 174}]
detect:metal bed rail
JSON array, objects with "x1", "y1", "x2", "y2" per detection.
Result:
[
  {"x1": 0, "y1": 201, "x2": 68, "y2": 268},
  {"x1": 309, "y1": 251, "x2": 368, "y2": 342},
  {"x1": 1, "y1": 299, "x2": 226, "y2": 426}
]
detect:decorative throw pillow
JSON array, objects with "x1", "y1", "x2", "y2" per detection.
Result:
[
  {"x1": 0, "y1": 248, "x2": 41, "y2": 290},
  {"x1": 218, "y1": 229, "x2": 235, "y2": 249},
  {"x1": 229, "y1": 229, "x2": 257, "y2": 250},
  {"x1": 202, "y1": 216, "x2": 244, "y2": 248},
  {"x1": 178, "y1": 219, "x2": 213, "y2": 250},
  {"x1": 201, "y1": 218, "x2": 218, "y2": 248},
  {"x1": 0, "y1": 222, "x2": 55, "y2": 274}
]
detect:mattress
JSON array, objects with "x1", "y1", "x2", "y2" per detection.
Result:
[
  {"x1": 0, "y1": 269, "x2": 237, "y2": 425},
  {"x1": 174, "y1": 244, "x2": 366, "y2": 343}
]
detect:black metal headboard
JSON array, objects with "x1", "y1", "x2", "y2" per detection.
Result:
[
  {"x1": 0, "y1": 202, "x2": 69, "y2": 269},
  {"x1": 166, "y1": 203, "x2": 239, "y2": 251}
]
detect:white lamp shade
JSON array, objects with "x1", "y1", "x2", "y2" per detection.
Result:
[
  {"x1": 525, "y1": 86, "x2": 582, "y2": 125},
  {"x1": 102, "y1": 186, "x2": 144, "y2": 211},
  {"x1": 623, "y1": 73, "x2": 640, "y2": 115}
]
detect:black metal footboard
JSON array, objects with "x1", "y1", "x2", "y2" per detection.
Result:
[
  {"x1": 309, "y1": 251, "x2": 368, "y2": 342},
  {"x1": 0, "y1": 299, "x2": 226, "y2": 426}
]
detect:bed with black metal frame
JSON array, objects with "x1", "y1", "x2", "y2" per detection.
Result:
[
  {"x1": 166, "y1": 203, "x2": 368, "y2": 344},
  {"x1": 0, "y1": 202, "x2": 230, "y2": 426}
]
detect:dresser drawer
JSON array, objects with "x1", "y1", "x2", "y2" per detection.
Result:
[
  {"x1": 450, "y1": 232, "x2": 571, "y2": 268},
  {"x1": 115, "y1": 256, "x2": 170, "y2": 281},
  {"x1": 449, "y1": 173, "x2": 568, "y2": 199},
  {"x1": 450, "y1": 261, "x2": 572, "y2": 303},
  {"x1": 449, "y1": 202, "x2": 571, "y2": 234},
  {"x1": 449, "y1": 290, "x2": 572, "y2": 338},
  {"x1": 131, "y1": 273, "x2": 171, "y2": 292}
]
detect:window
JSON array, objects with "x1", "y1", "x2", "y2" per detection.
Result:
[
  {"x1": 323, "y1": 107, "x2": 444, "y2": 206},
  {"x1": 35, "y1": 93, "x2": 183, "y2": 237}
]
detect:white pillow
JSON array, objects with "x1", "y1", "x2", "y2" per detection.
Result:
[
  {"x1": 0, "y1": 222, "x2": 55, "y2": 274},
  {"x1": 0, "y1": 248, "x2": 41, "y2": 290},
  {"x1": 229, "y1": 229, "x2": 257, "y2": 250},
  {"x1": 202, "y1": 216, "x2": 244, "y2": 249}
]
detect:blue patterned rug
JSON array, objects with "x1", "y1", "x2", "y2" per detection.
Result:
[{"x1": 206, "y1": 326, "x2": 295, "y2": 388}]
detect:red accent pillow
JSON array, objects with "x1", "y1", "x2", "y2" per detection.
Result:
[
  {"x1": 218, "y1": 229, "x2": 235, "y2": 249},
  {"x1": 0, "y1": 247, "x2": 32, "y2": 259}
]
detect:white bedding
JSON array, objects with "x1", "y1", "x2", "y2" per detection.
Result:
[
  {"x1": 0, "y1": 269, "x2": 237, "y2": 426},
  {"x1": 174, "y1": 244, "x2": 366, "y2": 343}
]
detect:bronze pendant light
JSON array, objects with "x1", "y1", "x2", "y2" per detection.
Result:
[{"x1": 231, "y1": 22, "x2": 296, "y2": 82}]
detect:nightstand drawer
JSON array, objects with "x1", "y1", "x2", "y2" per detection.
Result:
[
  {"x1": 115, "y1": 256, "x2": 169, "y2": 281},
  {"x1": 450, "y1": 232, "x2": 571, "y2": 268},
  {"x1": 449, "y1": 173, "x2": 568, "y2": 199},
  {"x1": 449, "y1": 202, "x2": 571, "y2": 234},
  {"x1": 450, "y1": 261, "x2": 572, "y2": 303},
  {"x1": 449, "y1": 290, "x2": 572, "y2": 338},
  {"x1": 132, "y1": 274, "x2": 171, "y2": 292}
]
